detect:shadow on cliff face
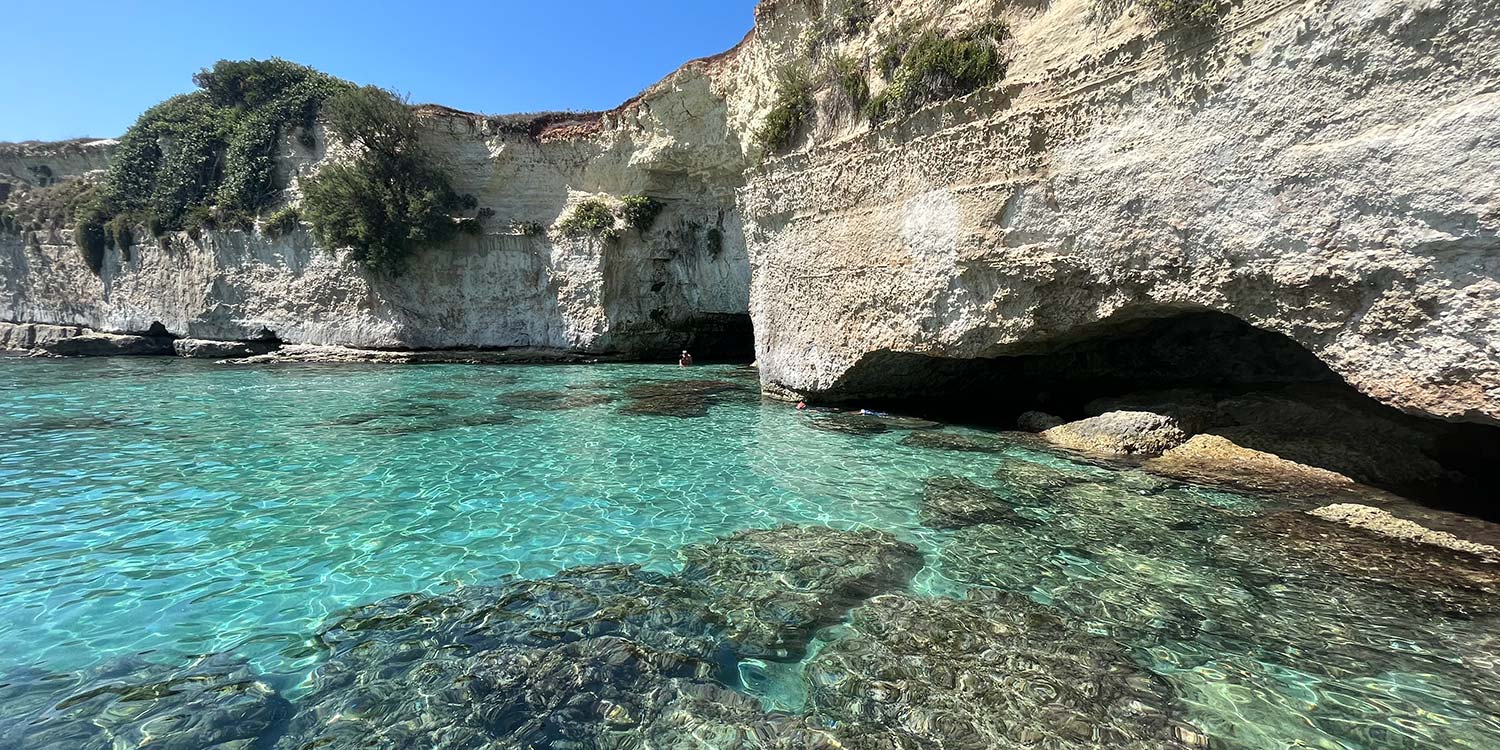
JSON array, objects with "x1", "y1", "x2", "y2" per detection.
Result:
[{"x1": 818, "y1": 311, "x2": 1500, "y2": 518}]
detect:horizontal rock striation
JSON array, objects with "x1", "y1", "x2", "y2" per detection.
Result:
[
  {"x1": 4, "y1": 0, "x2": 1498, "y2": 434},
  {"x1": 744, "y1": 0, "x2": 1500, "y2": 426}
]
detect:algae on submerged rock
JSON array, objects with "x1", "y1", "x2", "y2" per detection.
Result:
[
  {"x1": 679, "y1": 525, "x2": 924, "y2": 660},
  {"x1": 804, "y1": 590, "x2": 1196, "y2": 750},
  {"x1": 919, "y1": 475, "x2": 1039, "y2": 529}
]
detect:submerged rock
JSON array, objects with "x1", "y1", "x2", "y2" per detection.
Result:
[
  {"x1": 619, "y1": 380, "x2": 746, "y2": 418},
  {"x1": 465, "y1": 636, "x2": 840, "y2": 749},
  {"x1": 920, "y1": 475, "x2": 1037, "y2": 529},
  {"x1": 991, "y1": 456, "x2": 1104, "y2": 506},
  {"x1": 804, "y1": 590, "x2": 1194, "y2": 750},
  {"x1": 0, "y1": 654, "x2": 291, "y2": 750},
  {"x1": 1308, "y1": 503, "x2": 1500, "y2": 560},
  {"x1": 497, "y1": 389, "x2": 618, "y2": 411},
  {"x1": 679, "y1": 525, "x2": 923, "y2": 660},
  {"x1": 1041, "y1": 410, "x2": 1189, "y2": 457},
  {"x1": 899, "y1": 430, "x2": 1014, "y2": 452},
  {"x1": 803, "y1": 413, "x2": 888, "y2": 435},
  {"x1": 283, "y1": 564, "x2": 739, "y2": 750}
]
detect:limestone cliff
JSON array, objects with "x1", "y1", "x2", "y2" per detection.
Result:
[
  {"x1": 739, "y1": 0, "x2": 1500, "y2": 427},
  {"x1": 3, "y1": 0, "x2": 1498, "y2": 430},
  {"x1": 1, "y1": 66, "x2": 753, "y2": 355}
]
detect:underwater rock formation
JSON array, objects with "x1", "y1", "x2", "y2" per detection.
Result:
[
  {"x1": 804, "y1": 590, "x2": 1195, "y2": 750},
  {"x1": 619, "y1": 380, "x2": 747, "y2": 418},
  {"x1": 0, "y1": 655, "x2": 291, "y2": 750},
  {"x1": 990, "y1": 456, "x2": 1108, "y2": 507},
  {"x1": 1308, "y1": 503, "x2": 1500, "y2": 559},
  {"x1": 919, "y1": 475, "x2": 1037, "y2": 530},
  {"x1": 281, "y1": 564, "x2": 742, "y2": 749},
  {"x1": 898, "y1": 430, "x2": 1015, "y2": 452},
  {"x1": 679, "y1": 525, "x2": 923, "y2": 660},
  {"x1": 496, "y1": 389, "x2": 618, "y2": 411}
]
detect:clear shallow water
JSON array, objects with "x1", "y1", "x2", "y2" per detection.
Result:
[{"x1": 0, "y1": 357, "x2": 1497, "y2": 749}]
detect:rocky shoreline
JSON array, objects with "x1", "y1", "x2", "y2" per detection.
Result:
[{"x1": 0, "y1": 320, "x2": 629, "y2": 365}]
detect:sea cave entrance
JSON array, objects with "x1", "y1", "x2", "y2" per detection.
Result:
[
  {"x1": 660, "y1": 312, "x2": 756, "y2": 363},
  {"x1": 824, "y1": 310, "x2": 1500, "y2": 516}
]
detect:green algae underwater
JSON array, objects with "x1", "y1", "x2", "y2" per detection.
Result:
[{"x1": 0, "y1": 357, "x2": 1497, "y2": 749}]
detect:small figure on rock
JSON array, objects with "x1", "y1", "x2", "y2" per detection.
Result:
[{"x1": 679, "y1": 350, "x2": 694, "y2": 367}]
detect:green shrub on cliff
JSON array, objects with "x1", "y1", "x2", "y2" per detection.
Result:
[
  {"x1": 102, "y1": 59, "x2": 348, "y2": 233},
  {"x1": 300, "y1": 86, "x2": 466, "y2": 274},
  {"x1": 621, "y1": 195, "x2": 664, "y2": 232},
  {"x1": 756, "y1": 68, "x2": 814, "y2": 153},
  {"x1": 831, "y1": 54, "x2": 870, "y2": 109},
  {"x1": 558, "y1": 199, "x2": 619, "y2": 240},
  {"x1": 263, "y1": 205, "x2": 302, "y2": 238},
  {"x1": 865, "y1": 24, "x2": 1007, "y2": 123},
  {"x1": 1143, "y1": 0, "x2": 1227, "y2": 26},
  {"x1": 71, "y1": 203, "x2": 109, "y2": 273}
]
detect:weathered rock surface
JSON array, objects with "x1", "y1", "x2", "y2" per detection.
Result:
[
  {"x1": 1309, "y1": 503, "x2": 1500, "y2": 560},
  {"x1": 1145, "y1": 434, "x2": 1358, "y2": 495},
  {"x1": 37, "y1": 331, "x2": 173, "y2": 357},
  {"x1": 920, "y1": 475, "x2": 1037, "y2": 529},
  {"x1": 1016, "y1": 410, "x2": 1065, "y2": 433},
  {"x1": 804, "y1": 590, "x2": 1195, "y2": 750},
  {"x1": 0, "y1": 321, "x2": 85, "y2": 350},
  {"x1": 1041, "y1": 410, "x2": 1189, "y2": 457},
  {"x1": 745, "y1": 0, "x2": 1500, "y2": 428},
  {"x1": 0, "y1": 655, "x2": 291, "y2": 750},
  {"x1": 172, "y1": 338, "x2": 279, "y2": 358},
  {"x1": 678, "y1": 525, "x2": 923, "y2": 660}
]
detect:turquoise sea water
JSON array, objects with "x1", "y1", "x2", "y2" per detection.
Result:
[{"x1": 1, "y1": 357, "x2": 1498, "y2": 749}]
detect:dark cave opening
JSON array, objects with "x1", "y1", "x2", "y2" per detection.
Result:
[
  {"x1": 663, "y1": 312, "x2": 756, "y2": 363},
  {"x1": 824, "y1": 310, "x2": 1500, "y2": 518}
]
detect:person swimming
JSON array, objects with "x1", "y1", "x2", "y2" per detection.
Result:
[{"x1": 678, "y1": 350, "x2": 694, "y2": 367}]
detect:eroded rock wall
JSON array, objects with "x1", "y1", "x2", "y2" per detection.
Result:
[
  {"x1": 3, "y1": 0, "x2": 1497, "y2": 427},
  {"x1": 742, "y1": 0, "x2": 1500, "y2": 425},
  {"x1": 0, "y1": 66, "x2": 752, "y2": 354}
]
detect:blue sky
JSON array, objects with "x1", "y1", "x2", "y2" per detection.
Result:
[{"x1": 1, "y1": 0, "x2": 761, "y2": 142}]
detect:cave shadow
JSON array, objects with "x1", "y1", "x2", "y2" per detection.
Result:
[{"x1": 820, "y1": 310, "x2": 1500, "y2": 518}]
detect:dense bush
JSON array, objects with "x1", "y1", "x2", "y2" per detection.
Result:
[
  {"x1": 756, "y1": 68, "x2": 814, "y2": 153},
  {"x1": 1143, "y1": 0, "x2": 1226, "y2": 26},
  {"x1": 865, "y1": 24, "x2": 1007, "y2": 123},
  {"x1": 620, "y1": 195, "x2": 664, "y2": 232},
  {"x1": 102, "y1": 59, "x2": 347, "y2": 234},
  {"x1": 301, "y1": 86, "x2": 466, "y2": 274},
  {"x1": 838, "y1": 0, "x2": 875, "y2": 35},
  {"x1": 557, "y1": 199, "x2": 619, "y2": 239},
  {"x1": 71, "y1": 203, "x2": 109, "y2": 273},
  {"x1": 830, "y1": 54, "x2": 870, "y2": 109},
  {"x1": 262, "y1": 205, "x2": 302, "y2": 238}
]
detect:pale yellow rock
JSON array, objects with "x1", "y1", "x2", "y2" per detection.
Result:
[
  {"x1": 1308, "y1": 503, "x2": 1500, "y2": 560},
  {"x1": 1144, "y1": 434, "x2": 1357, "y2": 495}
]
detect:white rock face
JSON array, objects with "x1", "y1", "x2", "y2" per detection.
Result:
[
  {"x1": 0, "y1": 69, "x2": 752, "y2": 355},
  {"x1": 3, "y1": 0, "x2": 1498, "y2": 428},
  {"x1": 741, "y1": 0, "x2": 1500, "y2": 425}
]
